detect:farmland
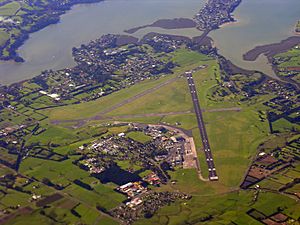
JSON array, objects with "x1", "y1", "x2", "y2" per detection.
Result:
[
  {"x1": 0, "y1": 33, "x2": 299, "y2": 225},
  {"x1": 272, "y1": 44, "x2": 300, "y2": 84}
]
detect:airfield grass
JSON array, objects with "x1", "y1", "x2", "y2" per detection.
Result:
[
  {"x1": 14, "y1": 47, "x2": 299, "y2": 224},
  {"x1": 203, "y1": 108, "x2": 269, "y2": 187},
  {"x1": 107, "y1": 76, "x2": 193, "y2": 116},
  {"x1": 161, "y1": 113, "x2": 198, "y2": 130},
  {"x1": 99, "y1": 116, "x2": 163, "y2": 126},
  {"x1": 106, "y1": 58, "x2": 227, "y2": 117},
  {"x1": 44, "y1": 74, "x2": 178, "y2": 121},
  {"x1": 44, "y1": 49, "x2": 214, "y2": 121},
  {"x1": 137, "y1": 58, "x2": 270, "y2": 186}
]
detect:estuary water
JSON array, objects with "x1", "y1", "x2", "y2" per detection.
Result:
[
  {"x1": 0, "y1": 0, "x2": 299, "y2": 84},
  {"x1": 210, "y1": 0, "x2": 300, "y2": 78},
  {"x1": 0, "y1": 0, "x2": 204, "y2": 84}
]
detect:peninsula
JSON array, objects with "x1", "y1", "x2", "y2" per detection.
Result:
[{"x1": 125, "y1": 0, "x2": 242, "y2": 35}]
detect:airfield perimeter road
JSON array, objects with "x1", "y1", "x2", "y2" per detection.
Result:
[{"x1": 185, "y1": 71, "x2": 218, "y2": 181}]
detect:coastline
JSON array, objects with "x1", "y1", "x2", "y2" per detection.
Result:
[
  {"x1": 243, "y1": 36, "x2": 300, "y2": 89},
  {"x1": 243, "y1": 36, "x2": 300, "y2": 61},
  {"x1": 0, "y1": 0, "x2": 243, "y2": 86},
  {"x1": 2, "y1": 0, "x2": 296, "y2": 88},
  {"x1": 218, "y1": 13, "x2": 243, "y2": 29},
  {"x1": 0, "y1": 0, "x2": 104, "y2": 63}
]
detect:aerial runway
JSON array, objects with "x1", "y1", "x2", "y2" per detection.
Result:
[{"x1": 185, "y1": 71, "x2": 218, "y2": 181}]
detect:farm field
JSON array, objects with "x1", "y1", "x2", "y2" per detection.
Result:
[{"x1": 0, "y1": 41, "x2": 299, "y2": 225}]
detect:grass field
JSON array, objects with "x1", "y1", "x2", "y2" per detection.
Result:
[
  {"x1": 44, "y1": 74, "x2": 181, "y2": 121},
  {"x1": 0, "y1": 2, "x2": 20, "y2": 16},
  {"x1": 5, "y1": 211, "x2": 54, "y2": 225},
  {"x1": 19, "y1": 157, "x2": 125, "y2": 210},
  {"x1": 274, "y1": 45, "x2": 300, "y2": 83},
  {"x1": 171, "y1": 48, "x2": 212, "y2": 66},
  {"x1": 26, "y1": 124, "x2": 79, "y2": 146},
  {"x1": 272, "y1": 118, "x2": 300, "y2": 132},
  {"x1": 203, "y1": 108, "x2": 269, "y2": 187},
  {"x1": 43, "y1": 50, "x2": 214, "y2": 121},
  {"x1": 126, "y1": 131, "x2": 152, "y2": 143},
  {"x1": 134, "y1": 190, "x2": 255, "y2": 225},
  {"x1": 3, "y1": 46, "x2": 298, "y2": 225},
  {"x1": 4, "y1": 206, "x2": 118, "y2": 225},
  {"x1": 0, "y1": 29, "x2": 9, "y2": 45},
  {"x1": 252, "y1": 191, "x2": 300, "y2": 221},
  {"x1": 107, "y1": 76, "x2": 193, "y2": 116},
  {"x1": 134, "y1": 187, "x2": 299, "y2": 225}
]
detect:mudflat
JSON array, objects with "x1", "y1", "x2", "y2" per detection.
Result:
[{"x1": 124, "y1": 18, "x2": 197, "y2": 34}]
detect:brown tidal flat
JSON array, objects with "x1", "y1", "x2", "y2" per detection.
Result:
[
  {"x1": 243, "y1": 36, "x2": 300, "y2": 61},
  {"x1": 124, "y1": 18, "x2": 197, "y2": 34}
]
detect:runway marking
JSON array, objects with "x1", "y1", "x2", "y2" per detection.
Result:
[{"x1": 185, "y1": 69, "x2": 219, "y2": 181}]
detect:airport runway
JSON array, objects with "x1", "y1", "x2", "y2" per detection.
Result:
[{"x1": 185, "y1": 71, "x2": 218, "y2": 181}]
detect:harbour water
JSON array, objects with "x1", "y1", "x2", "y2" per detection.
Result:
[
  {"x1": 0, "y1": 0, "x2": 299, "y2": 84},
  {"x1": 210, "y1": 0, "x2": 300, "y2": 78}
]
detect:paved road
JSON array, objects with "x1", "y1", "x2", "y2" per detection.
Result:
[{"x1": 185, "y1": 71, "x2": 218, "y2": 181}]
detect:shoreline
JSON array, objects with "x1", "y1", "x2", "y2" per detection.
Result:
[
  {"x1": 243, "y1": 36, "x2": 300, "y2": 89},
  {"x1": 0, "y1": 0, "x2": 104, "y2": 63},
  {"x1": 0, "y1": 30, "x2": 259, "y2": 91},
  {"x1": 243, "y1": 36, "x2": 300, "y2": 61},
  {"x1": 0, "y1": 0, "x2": 244, "y2": 86},
  {"x1": 218, "y1": 13, "x2": 243, "y2": 29}
]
